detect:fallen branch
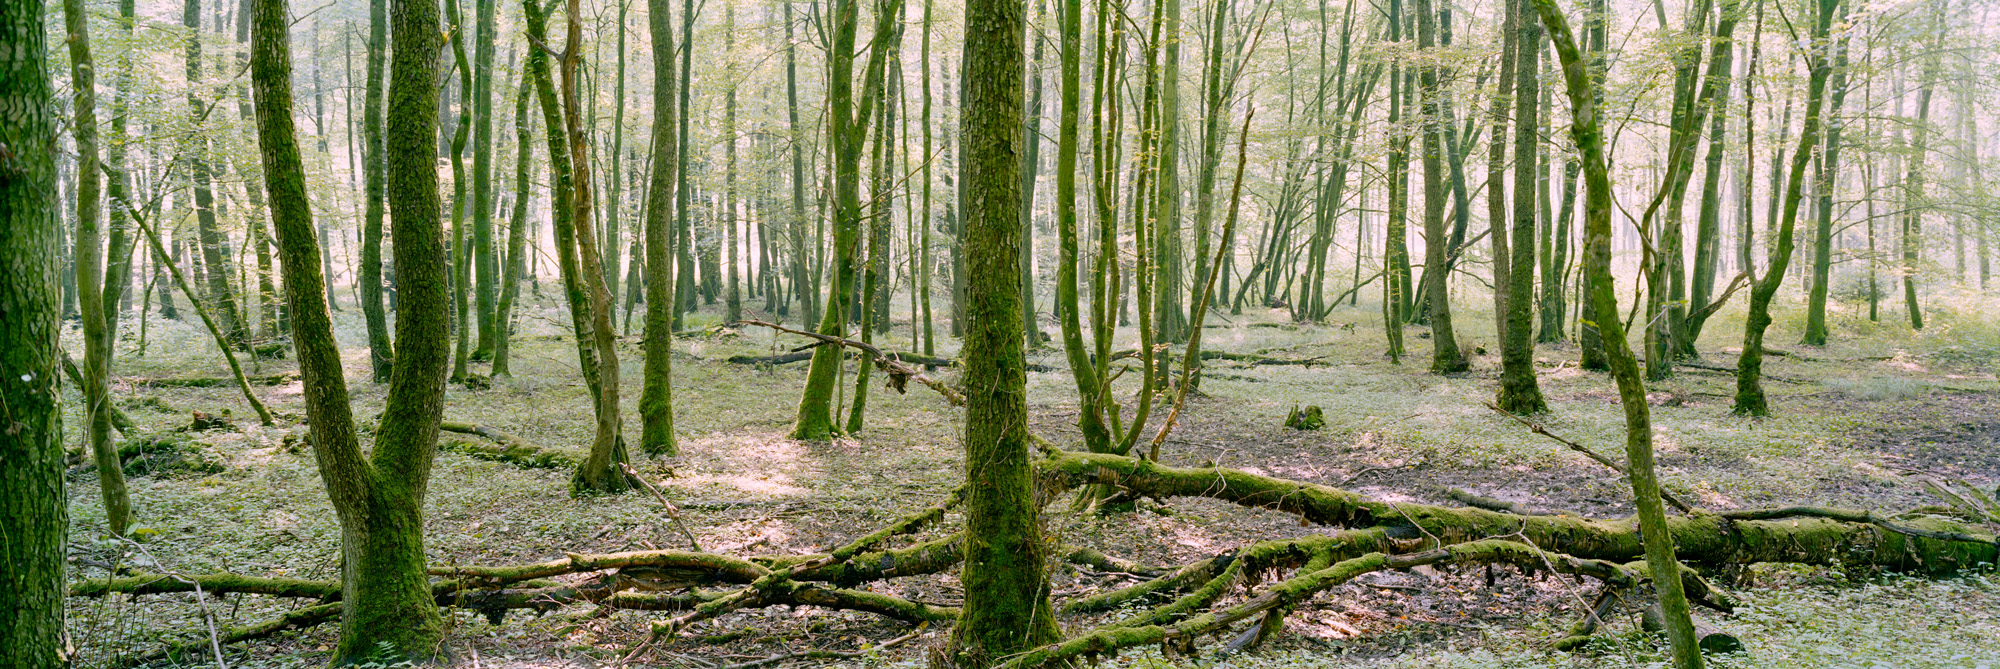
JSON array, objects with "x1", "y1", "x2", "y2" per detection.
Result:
[
  {"x1": 1034, "y1": 449, "x2": 1999, "y2": 572},
  {"x1": 1485, "y1": 403, "x2": 1695, "y2": 513},
  {"x1": 736, "y1": 320, "x2": 966, "y2": 406},
  {"x1": 999, "y1": 539, "x2": 1666, "y2": 669},
  {"x1": 621, "y1": 462, "x2": 704, "y2": 552},
  {"x1": 716, "y1": 624, "x2": 927, "y2": 669}
]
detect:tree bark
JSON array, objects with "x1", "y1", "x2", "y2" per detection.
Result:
[
  {"x1": 361, "y1": 0, "x2": 395, "y2": 381},
  {"x1": 1412, "y1": 0, "x2": 1467, "y2": 374},
  {"x1": 0, "y1": 3, "x2": 69, "y2": 660},
  {"x1": 1537, "y1": 2, "x2": 1706, "y2": 665},
  {"x1": 67, "y1": 0, "x2": 135, "y2": 536},
  {"x1": 640, "y1": 0, "x2": 679, "y2": 456},
  {"x1": 947, "y1": 0, "x2": 1061, "y2": 659},
  {"x1": 558, "y1": 0, "x2": 635, "y2": 496},
  {"x1": 1733, "y1": 0, "x2": 1833, "y2": 417},
  {"x1": 1498, "y1": 0, "x2": 1548, "y2": 413}
]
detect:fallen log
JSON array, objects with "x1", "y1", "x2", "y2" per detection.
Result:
[
  {"x1": 1034, "y1": 450, "x2": 2000, "y2": 573},
  {"x1": 999, "y1": 538, "x2": 1684, "y2": 669},
  {"x1": 71, "y1": 572, "x2": 342, "y2": 600},
  {"x1": 437, "y1": 421, "x2": 578, "y2": 469},
  {"x1": 127, "y1": 372, "x2": 300, "y2": 388}
]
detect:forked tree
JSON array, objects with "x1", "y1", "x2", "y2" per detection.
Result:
[{"x1": 251, "y1": 0, "x2": 455, "y2": 657}]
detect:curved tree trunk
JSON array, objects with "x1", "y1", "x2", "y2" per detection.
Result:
[
  {"x1": 1537, "y1": 2, "x2": 1706, "y2": 665},
  {"x1": 67, "y1": 0, "x2": 135, "y2": 536}
]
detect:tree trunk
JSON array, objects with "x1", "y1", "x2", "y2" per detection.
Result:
[
  {"x1": 67, "y1": 0, "x2": 135, "y2": 537},
  {"x1": 1800, "y1": 2, "x2": 1850, "y2": 347},
  {"x1": 1412, "y1": 0, "x2": 1467, "y2": 374},
  {"x1": 492, "y1": 67, "x2": 536, "y2": 378},
  {"x1": 791, "y1": 0, "x2": 901, "y2": 441},
  {"x1": 1382, "y1": 0, "x2": 1409, "y2": 362},
  {"x1": 1536, "y1": 4, "x2": 1706, "y2": 666},
  {"x1": 361, "y1": 0, "x2": 394, "y2": 381},
  {"x1": 0, "y1": 4, "x2": 69, "y2": 660},
  {"x1": 559, "y1": 0, "x2": 634, "y2": 497},
  {"x1": 471, "y1": 0, "x2": 498, "y2": 360},
  {"x1": 1733, "y1": 0, "x2": 1833, "y2": 417},
  {"x1": 1498, "y1": 0, "x2": 1548, "y2": 413},
  {"x1": 947, "y1": 0, "x2": 1060, "y2": 659},
  {"x1": 639, "y1": 0, "x2": 680, "y2": 457},
  {"x1": 267, "y1": 0, "x2": 454, "y2": 654}
]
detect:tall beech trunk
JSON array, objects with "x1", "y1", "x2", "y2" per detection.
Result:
[
  {"x1": 1412, "y1": 0, "x2": 1467, "y2": 374},
  {"x1": 1685, "y1": 11, "x2": 1740, "y2": 348},
  {"x1": 671, "y1": 0, "x2": 695, "y2": 328},
  {"x1": 360, "y1": 0, "x2": 394, "y2": 381},
  {"x1": 1381, "y1": 0, "x2": 1409, "y2": 362},
  {"x1": 492, "y1": 69, "x2": 536, "y2": 378},
  {"x1": 524, "y1": 0, "x2": 600, "y2": 417},
  {"x1": 67, "y1": 0, "x2": 135, "y2": 536},
  {"x1": 1497, "y1": 0, "x2": 1548, "y2": 413},
  {"x1": 723, "y1": 1, "x2": 742, "y2": 324},
  {"x1": 560, "y1": 0, "x2": 635, "y2": 496},
  {"x1": 640, "y1": 0, "x2": 679, "y2": 456},
  {"x1": 0, "y1": 3, "x2": 69, "y2": 661},
  {"x1": 471, "y1": 0, "x2": 498, "y2": 360},
  {"x1": 1054, "y1": 0, "x2": 1109, "y2": 453},
  {"x1": 251, "y1": 0, "x2": 453, "y2": 655},
  {"x1": 186, "y1": 0, "x2": 248, "y2": 351},
  {"x1": 784, "y1": 1, "x2": 819, "y2": 328},
  {"x1": 1800, "y1": 3, "x2": 1850, "y2": 347},
  {"x1": 947, "y1": 0, "x2": 1060, "y2": 659},
  {"x1": 1899, "y1": 17, "x2": 1942, "y2": 331},
  {"x1": 791, "y1": 0, "x2": 901, "y2": 440},
  {"x1": 1536, "y1": 2, "x2": 1706, "y2": 666},
  {"x1": 446, "y1": 0, "x2": 474, "y2": 383},
  {"x1": 1732, "y1": 0, "x2": 1833, "y2": 417}
]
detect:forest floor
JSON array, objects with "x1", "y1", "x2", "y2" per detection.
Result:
[{"x1": 61, "y1": 285, "x2": 2000, "y2": 669}]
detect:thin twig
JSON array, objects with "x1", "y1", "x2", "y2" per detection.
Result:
[
  {"x1": 1484, "y1": 403, "x2": 1695, "y2": 514},
  {"x1": 620, "y1": 462, "x2": 703, "y2": 552}
]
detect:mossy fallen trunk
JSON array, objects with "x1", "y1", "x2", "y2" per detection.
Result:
[{"x1": 1035, "y1": 450, "x2": 2000, "y2": 574}]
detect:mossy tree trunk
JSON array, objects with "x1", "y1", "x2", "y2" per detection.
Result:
[
  {"x1": 67, "y1": 0, "x2": 135, "y2": 536},
  {"x1": 249, "y1": 0, "x2": 454, "y2": 658},
  {"x1": 360, "y1": 0, "x2": 394, "y2": 381},
  {"x1": 1537, "y1": 2, "x2": 1705, "y2": 666},
  {"x1": 1499, "y1": 0, "x2": 1548, "y2": 412},
  {"x1": 491, "y1": 69, "x2": 536, "y2": 378},
  {"x1": 1733, "y1": 0, "x2": 1833, "y2": 417},
  {"x1": 0, "y1": 5, "x2": 69, "y2": 661},
  {"x1": 640, "y1": 0, "x2": 679, "y2": 456},
  {"x1": 471, "y1": 0, "x2": 498, "y2": 361},
  {"x1": 791, "y1": 0, "x2": 900, "y2": 441},
  {"x1": 1800, "y1": 0, "x2": 1850, "y2": 347},
  {"x1": 1412, "y1": 0, "x2": 1468, "y2": 374},
  {"x1": 946, "y1": 0, "x2": 1061, "y2": 659},
  {"x1": 559, "y1": 0, "x2": 634, "y2": 496}
]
